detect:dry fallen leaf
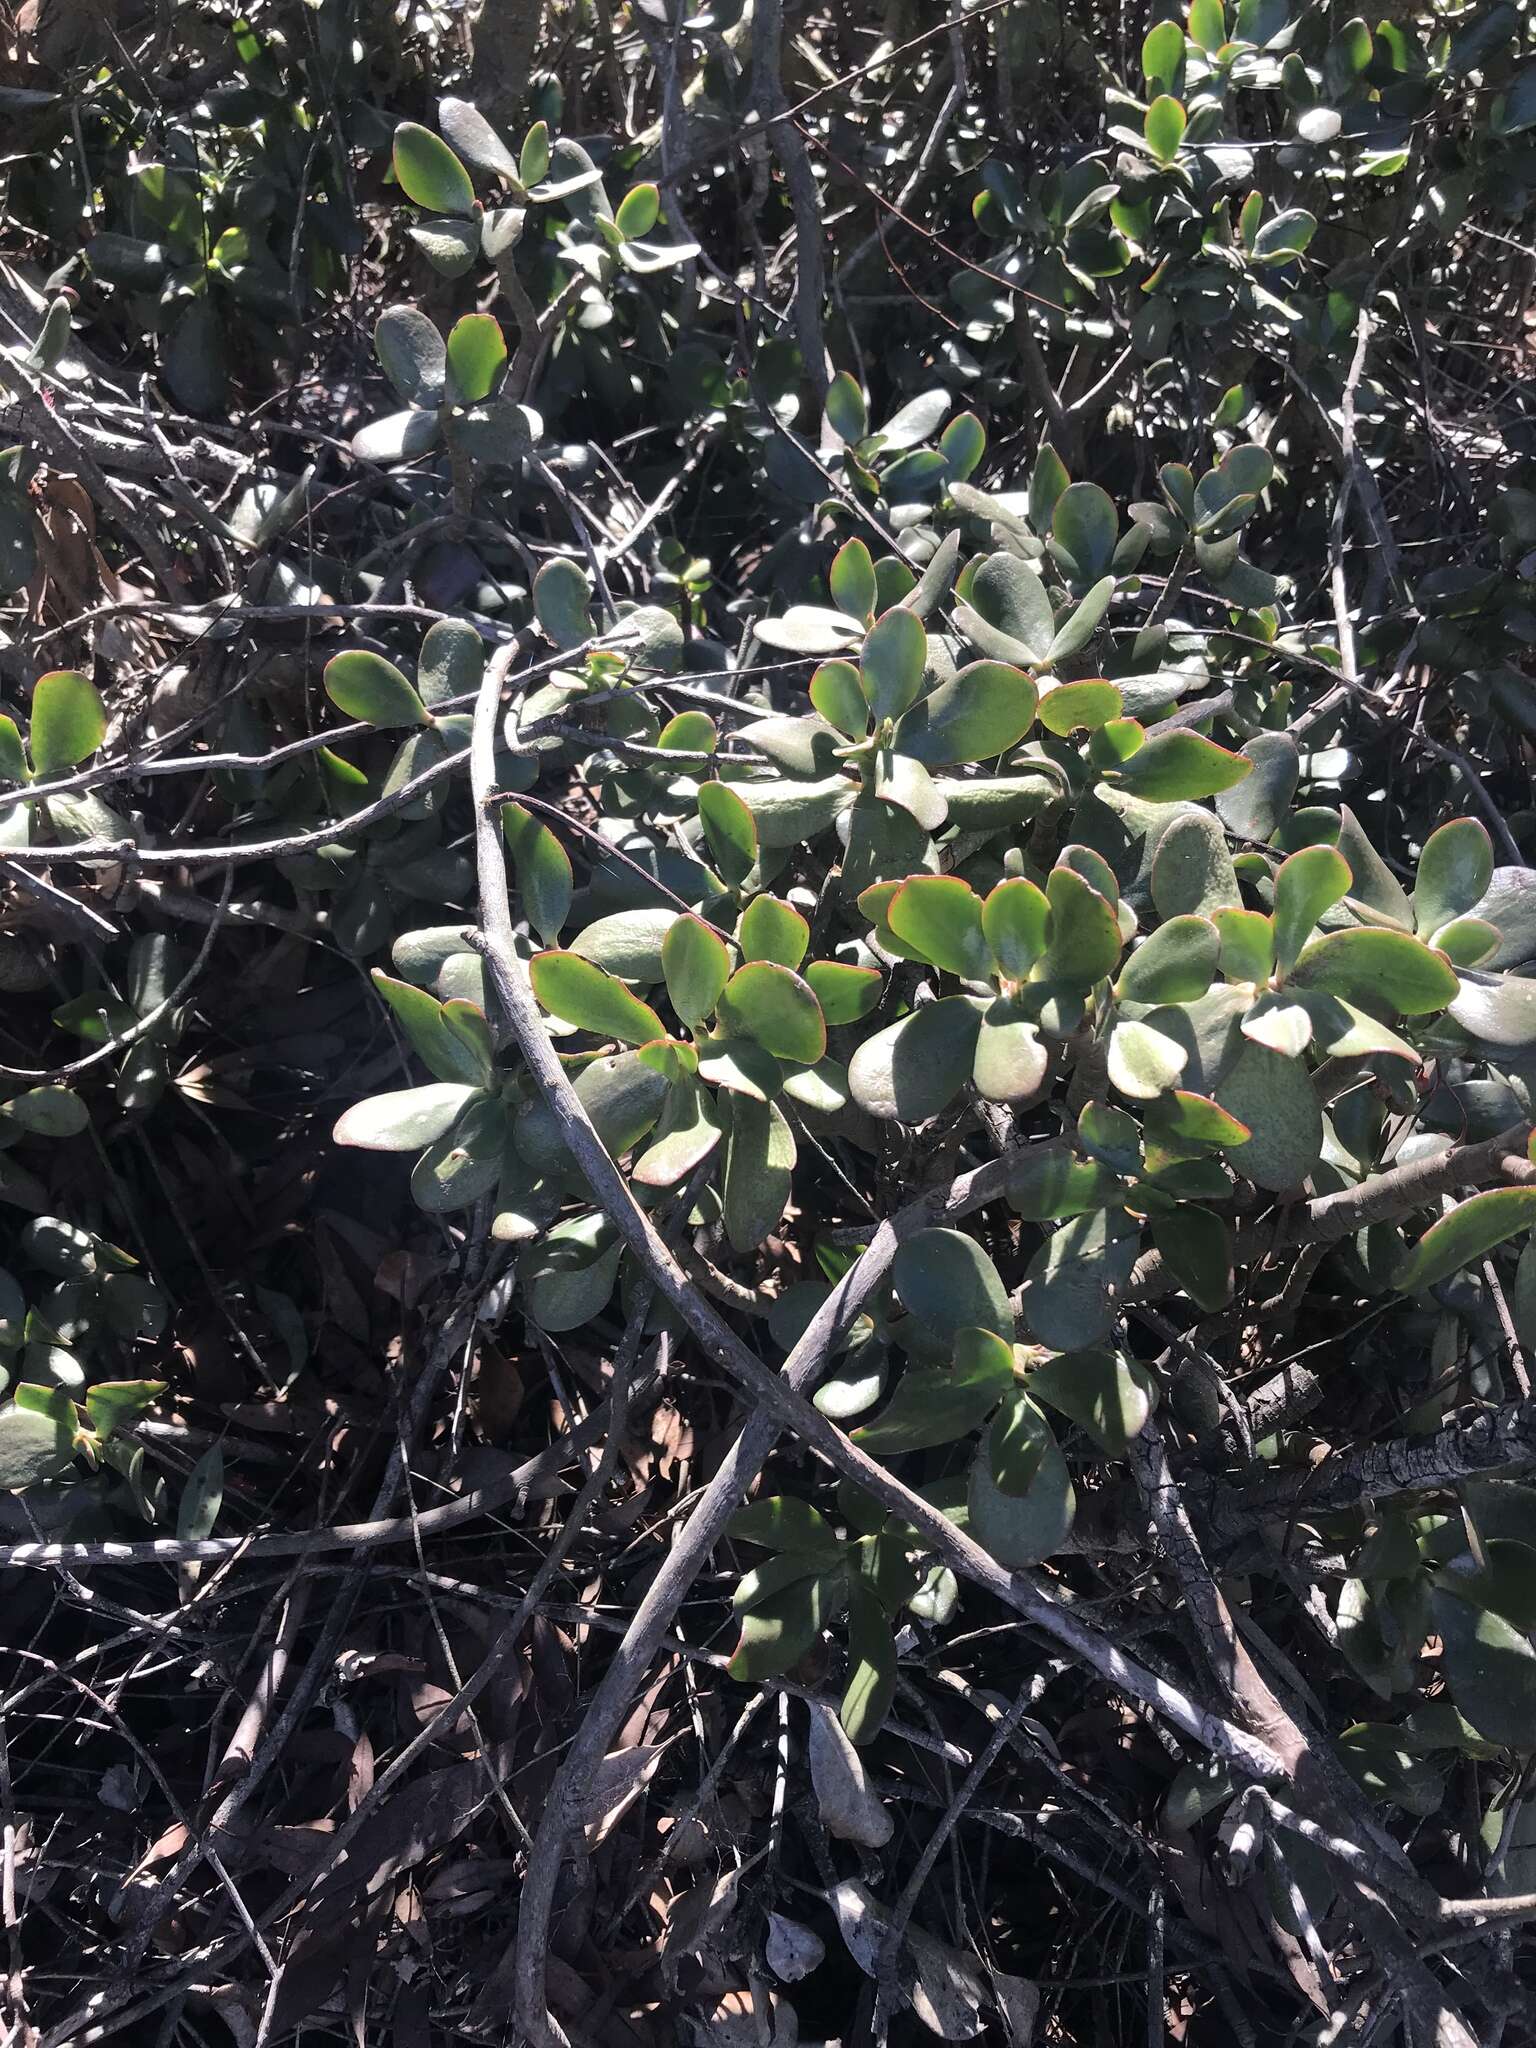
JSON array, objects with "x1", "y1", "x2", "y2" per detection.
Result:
[
  {"x1": 806, "y1": 1700, "x2": 893, "y2": 1848},
  {"x1": 579, "y1": 1741, "x2": 667, "y2": 1848},
  {"x1": 681, "y1": 1985, "x2": 798, "y2": 2045},
  {"x1": 824, "y1": 1879, "x2": 996, "y2": 2040},
  {"x1": 765, "y1": 1909, "x2": 825, "y2": 1983}
]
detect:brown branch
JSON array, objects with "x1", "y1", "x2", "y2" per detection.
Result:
[
  {"x1": 1129, "y1": 1123, "x2": 1535, "y2": 1304},
  {"x1": 1208, "y1": 1394, "x2": 1536, "y2": 1536}
]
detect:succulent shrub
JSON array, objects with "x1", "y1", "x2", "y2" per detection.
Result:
[
  {"x1": 333, "y1": 429, "x2": 1536, "y2": 1749},
  {"x1": 5, "y1": 2, "x2": 1536, "y2": 2038}
]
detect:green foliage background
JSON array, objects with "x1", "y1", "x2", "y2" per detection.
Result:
[{"x1": 1, "y1": 0, "x2": 1536, "y2": 2042}]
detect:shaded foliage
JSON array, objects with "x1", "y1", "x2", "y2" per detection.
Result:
[{"x1": 1, "y1": 1, "x2": 1535, "y2": 2045}]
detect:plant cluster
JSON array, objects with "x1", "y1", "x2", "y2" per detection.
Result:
[{"x1": 2, "y1": 0, "x2": 1536, "y2": 2044}]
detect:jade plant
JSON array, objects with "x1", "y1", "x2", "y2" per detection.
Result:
[
  {"x1": 0, "y1": 1216, "x2": 165, "y2": 1491},
  {"x1": 329, "y1": 453, "x2": 1536, "y2": 1750}
]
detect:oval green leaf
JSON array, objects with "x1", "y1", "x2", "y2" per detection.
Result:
[
  {"x1": 529, "y1": 951, "x2": 666, "y2": 1045},
  {"x1": 324, "y1": 650, "x2": 430, "y2": 729},
  {"x1": 393, "y1": 121, "x2": 476, "y2": 216},
  {"x1": 30, "y1": 670, "x2": 106, "y2": 775}
]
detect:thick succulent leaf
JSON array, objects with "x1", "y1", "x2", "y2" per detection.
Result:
[
  {"x1": 1038, "y1": 678, "x2": 1123, "y2": 735},
  {"x1": 859, "y1": 606, "x2": 927, "y2": 721},
  {"x1": 739, "y1": 713, "x2": 843, "y2": 778},
  {"x1": 0, "y1": 1400, "x2": 76, "y2": 1489},
  {"x1": 1240, "y1": 991, "x2": 1314, "y2": 1057},
  {"x1": 333, "y1": 1083, "x2": 485, "y2": 1151},
  {"x1": 1415, "y1": 819, "x2": 1494, "y2": 940},
  {"x1": 967, "y1": 553, "x2": 1054, "y2": 665},
  {"x1": 940, "y1": 411, "x2": 986, "y2": 481},
  {"x1": 533, "y1": 559, "x2": 593, "y2": 650},
  {"x1": 502, "y1": 803, "x2": 573, "y2": 945},
  {"x1": 1145, "y1": 92, "x2": 1187, "y2": 161},
  {"x1": 412, "y1": 1097, "x2": 508, "y2": 1212},
  {"x1": 1395, "y1": 1189, "x2": 1536, "y2": 1293},
  {"x1": 529, "y1": 951, "x2": 666, "y2": 1044},
  {"x1": 847, "y1": 998, "x2": 981, "y2": 1122},
  {"x1": 418, "y1": 618, "x2": 483, "y2": 706},
  {"x1": 905, "y1": 529, "x2": 962, "y2": 619},
  {"x1": 878, "y1": 387, "x2": 951, "y2": 449},
  {"x1": 1298, "y1": 989, "x2": 1419, "y2": 1062},
  {"x1": 1021, "y1": 1208, "x2": 1140, "y2": 1349},
  {"x1": 1114, "y1": 730, "x2": 1252, "y2": 802},
  {"x1": 3, "y1": 1087, "x2": 88, "y2": 1137},
  {"x1": 825, "y1": 371, "x2": 868, "y2": 443},
  {"x1": 729, "y1": 1563, "x2": 839, "y2": 1678},
  {"x1": 1045, "y1": 574, "x2": 1115, "y2": 662},
  {"x1": 1213, "y1": 914, "x2": 1275, "y2": 999},
  {"x1": 830, "y1": 538, "x2": 877, "y2": 624},
  {"x1": 1337, "y1": 805, "x2": 1414, "y2": 927},
  {"x1": 352, "y1": 408, "x2": 442, "y2": 464},
  {"x1": 574, "y1": 1051, "x2": 669, "y2": 1158},
  {"x1": 1273, "y1": 843, "x2": 1351, "y2": 976},
  {"x1": 662, "y1": 914, "x2": 731, "y2": 1026},
  {"x1": 374, "y1": 304, "x2": 446, "y2": 405},
  {"x1": 1453, "y1": 1539, "x2": 1536, "y2": 1634},
  {"x1": 733, "y1": 775, "x2": 854, "y2": 849},
  {"x1": 1468, "y1": 869, "x2": 1536, "y2": 970},
  {"x1": 30, "y1": 670, "x2": 106, "y2": 774},
  {"x1": 1150, "y1": 1204, "x2": 1234, "y2": 1310},
  {"x1": 810, "y1": 659, "x2": 869, "y2": 739},
  {"x1": 1078, "y1": 1101, "x2": 1142, "y2": 1172},
  {"x1": 631, "y1": 1077, "x2": 723, "y2": 1186},
  {"x1": 567, "y1": 908, "x2": 678, "y2": 982},
  {"x1": 853, "y1": 1327, "x2": 1015, "y2": 1454},
  {"x1": 657, "y1": 709, "x2": 716, "y2": 756},
  {"x1": 393, "y1": 123, "x2": 476, "y2": 215},
  {"x1": 1432, "y1": 1587, "x2": 1536, "y2": 1750},
  {"x1": 1215, "y1": 1044, "x2": 1322, "y2": 1191},
  {"x1": 723, "y1": 1095, "x2": 796, "y2": 1251},
  {"x1": 891, "y1": 660, "x2": 1037, "y2": 766},
  {"x1": 983, "y1": 877, "x2": 1050, "y2": 981},
  {"x1": 1433, "y1": 917, "x2": 1500, "y2": 969},
  {"x1": 815, "y1": 1344, "x2": 890, "y2": 1422},
  {"x1": 1051, "y1": 481, "x2": 1118, "y2": 583},
  {"x1": 1338, "y1": 1721, "x2": 1446, "y2": 1814},
  {"x1": 717, "y1": 962, "x2": 827, "y2": 1063},
  {"x1": 970, "y1": 1395, "x2": 1075, "y2": 1564},
  {"x1": 372, "y1": 972, "x2": 492, "y2": 1085},
  {"x1": 1290, "y1": 928, "x2": 1457, "y2": 1014},
  {"x1": 1028, "y1": 1347, "x2": 1157, "y2": 1455},
  {"x1": 939, "y1": 773, "x2": 1058, "y2": 829},
  {"x1": 614, "y1": 181, "x2": 661, "y2": 239},
  {"x1": 696, "y1": 779, "x2": 759, "y2": 884},
  {"x1": 445, "y1": 312, "x2": 507, "y2": 402},
  {"x1": 1448, "y1": 970, "x2": 1536, "y2": 1050},
  {"x1": 437, "y1": 96, "x2": 521, "y2": 178},
  {"x1": 1043, "y1": 867, "x2": 1123, "y2": 986},
  {"x1": 755, "y1": 606, "x2": 863, "y2": 655},
  {"x1": 728, "y1": 1496, "x2": 844, "y2": 1556},
  {"x1": 887, "y1": 876, "x2": 991, "y2": 979},
  {"x1": 840, "y1": 1580, "x2": 898, "y2": 1746},
  {"x1": 1108, "y1": 1015, "x2": 1189, "y2": 1099},
  {"x1": 891, "y1": 1228, "x2": 1012, "y2": 1353},
  {"x1": 1151, "y1": 810, "x2": 1241, "y2": 919},
  {"x1": 803, "y1": 960, "x2": 881, "y2": 1025},
  {"x1": 872, "y1": 747, "x2": 948, "y2": 831},
  {"x1": 972, "y1": 999, "x2": 1048, "y2": 1104},
  {"x1": 1116, "y1": 915, "x2": 1220, "y2": 1003},
  {"x1": 1215, "y1": 730, "x2": 1299, "y2": 841},
  {"x1": 324, "y1": 650, "x2": 430, "y2": 728},
  {"x1": 1008, "y1": 1149, "x2": 1123, "y2": 1220}
]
